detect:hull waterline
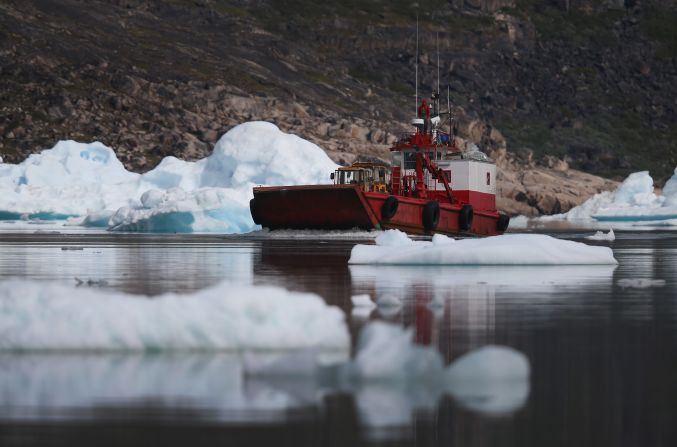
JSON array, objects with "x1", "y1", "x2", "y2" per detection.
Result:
[{"x1": 252, "y1": 185, "x2": 503, "y2": 236}]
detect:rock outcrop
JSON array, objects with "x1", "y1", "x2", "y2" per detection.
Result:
[
  {"x1": 2, "y1": 0, "x2": 668, "y2": 216},
  {"x1": 490, "y1": 147, "x2": 618, "y2": 216}
]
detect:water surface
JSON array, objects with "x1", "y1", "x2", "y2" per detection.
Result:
[{"x1": 1, "y1": 228, "x2": 676, "y2": 446}]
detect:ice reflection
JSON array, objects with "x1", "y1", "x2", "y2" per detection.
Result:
[
  {"x1": 0, "y1": 346, "x2": 530, "y2": 438},
  {"x1": 350, "y1": 264, "x2": 618, "y2": 296},
  {"x1": 0, "y1": 238, "x2": 255, "y2": 295},
  {"x1": 350, "y1": 264, "x2": 616, "y2": 347},
  {"x1": 0, "y1": 354, "x2": 305, "y2": 422}
]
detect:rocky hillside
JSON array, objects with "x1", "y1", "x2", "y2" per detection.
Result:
[{"x1": 1, "y1": 0, "x2": 674, "y2": 214}]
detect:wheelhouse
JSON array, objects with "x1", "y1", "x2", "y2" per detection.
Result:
[{"x1": 331, "y1": 163, "x2": 391, "y2": 193}]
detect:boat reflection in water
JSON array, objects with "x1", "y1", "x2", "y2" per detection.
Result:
[
  {"x1": 348, "y1": 263, "x2": 616, "y2": 435},
  {"x1": 349, "y1": 263, "x2": 617, "y2": 345}
]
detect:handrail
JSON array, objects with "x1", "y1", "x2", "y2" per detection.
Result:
[{"x1": 420, "y1": 150, "x2": 455, "y2": 203}]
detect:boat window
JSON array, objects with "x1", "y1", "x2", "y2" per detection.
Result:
[
  {"x1": 391, "y1": 152, "x2": 402, "y2": 168},
  {"x1": 404, "y1": 152, "x2": 417, "y2": 169}
]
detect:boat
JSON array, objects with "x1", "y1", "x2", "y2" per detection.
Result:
[{"x1": 249, "y1": 96, "x2": 509, "y2": 236}]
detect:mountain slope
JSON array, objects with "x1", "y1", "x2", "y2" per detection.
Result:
[{"x1": 1, "y1": 0, "x2": 673, "y2": 214}]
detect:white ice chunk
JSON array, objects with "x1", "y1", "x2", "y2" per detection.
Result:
[
  {"x1": 376, "y1": 294, "x2": 402, "y2": 307},
  {"x1": 202, "y1": 121, "x2": 337, "y2": 189},
  {"x1": 549, "y1": 168, "x2": 677, "y2": 222},
  {"x1": 662, "y1": 167, "x2": 677, "y2": 207},
  {"x1": 0, "y1": 279, "x2": 348, "y2": 351},
  {"x1": 352, "y1": 322, "x2": 444, "y2": 382},
  {"x1": 446, "y1": 346, "x2": 530, "y2": 414},
  {"x1": 351, "y1": 294, "x2": 376, "y2": 308},
  {"x1": 585, "y1": 229, "x2": 615, "y2": 241},
  {"x1": 509, "y1": 215, "x2": 529, "y2": 229},
  {"x1": 374, "y1": 229, "x2": 415, "y2": 247},
  {"x1": 349, "y1": 322, "x2": 530, "y2": 423},
  {"x1": 431, "y1": 233, "x2": 456, "y2": 246},
  {"x1": 349, "y1": 230, "x2": 618, "y2": 265}
]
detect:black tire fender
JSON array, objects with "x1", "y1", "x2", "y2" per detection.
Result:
[
  {"x1": 250, "y1": 198, "x2": 261, "y2": 225},
  {"x1": 423, "y1": 201, "x2": 440, "y2": 231},
  {"x1": 381, "y1": 196, "x2": 399, "y2": 221},
  {"x1": 497, "y1": 214, "x2": 510, "y2": 233},
  {"x1": 459, "y1": 204, "x2": 473, "y2": 232}
]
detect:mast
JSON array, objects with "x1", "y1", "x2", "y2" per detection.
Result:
[
  {"x1": 435, "y1": 31, "x2": 440, "y2": 117},
  {"x1": 448, "y1": 84, "x2": 452, "y2": 138},
  {"x1": 415, "y1": 13, "x2": 419, "y2": 116},
  {"x1": 436, "y1": 32, "x2": 440, "y2": 96}
]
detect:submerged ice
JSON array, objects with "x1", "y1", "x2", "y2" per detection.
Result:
[
  {"x1": 349, "y1": 230, "x2": 618, "y2": 265},
  {"x1": 0, "y1": 122, "x2": 338, "y2": 233}
]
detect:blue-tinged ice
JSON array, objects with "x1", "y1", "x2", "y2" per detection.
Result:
[
  {"x1": 544, "y1": 168, "x2": 677, "y2": 223},
  {"x1": 0, "y1": 122, "x2": 338, "y2": 233}
]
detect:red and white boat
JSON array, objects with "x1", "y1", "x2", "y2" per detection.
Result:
[{"x1": 250, "y1": 97, "x2": 509, "y2": 236}]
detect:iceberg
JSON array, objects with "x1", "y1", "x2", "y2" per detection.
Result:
[
  {"x1": 349, "y1": 230, "x2": 618, "y2": 265},
  {"x1": 553, "y1": 168, "x2": 677, "y2": 222},
  {"x1": 0, "y1": 279, "x2": 348, "y2": 351},
  {"x1": 347, "y1": 322, "x2": 530, "y2": 423},
  {"x1": 585, "y1": 229, "x2": 615, "y2": 241},
  {"x1": 0, "y1": 122, "x2": 338, "y2": 233}
]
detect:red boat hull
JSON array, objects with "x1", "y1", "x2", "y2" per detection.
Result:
[{"x1": 252, "y1": 185, "x2": 503, "y2": 236}]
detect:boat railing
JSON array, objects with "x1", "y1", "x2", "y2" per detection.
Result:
[{"x1": 395, "y1": 132, "x2": 415, "y2": 143}]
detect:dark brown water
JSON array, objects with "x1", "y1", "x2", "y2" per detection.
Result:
[{"x1": 1, "y1": 229, "x2": 677, "y2": 446}]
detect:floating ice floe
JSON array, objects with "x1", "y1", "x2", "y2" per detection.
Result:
[
  {"x1": 585, "y1": 229, "x2": 615, "y2": 241},
  {"x1": 0, "y1": 122, "x2": 337, "y2": 233},
  {"x1": 349, "y1": 230, "x2": 618, "y2": 265},
  {"x1": 0, "y1": 279, "x2": 348, "y2": 351},
  {"x1": 617, "y1": 278, "x2": 666, "y2": 289},
  {"x1": 376, "y1": 293, "x2": 403, "y2": 308},
  {"x1": 445, "y1": 345, "x2": 530, "y2": 414},
  {"x1": 348, "y1": 322, "x2": 530, "y2": 421},
  {"x1": 245, "y1": 320, "x2": 530, "y2": 423},
  {"x1": 546, "y1": 168, "x2": 677, "y2": 222},
  {"x1": 351, "y1": 294, "x2": 376, "y2": 308}
]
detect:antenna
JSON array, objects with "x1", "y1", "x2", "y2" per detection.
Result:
[
  {"x1": 448, "y1": 84, "x2": 451, "y2": 137},
  {"x1": 415, "y1": 13, "x2": 419, "y2": 116},
  {"x1": 436, "y1": 32, "x2": 440, "y2": 94}
]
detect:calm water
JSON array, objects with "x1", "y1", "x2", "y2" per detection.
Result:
[{"x1": 1, "y1": 226, "x2": 677, "y2": 446}]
